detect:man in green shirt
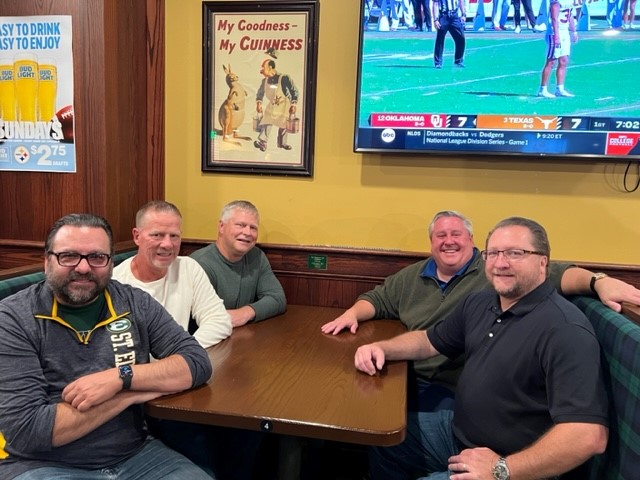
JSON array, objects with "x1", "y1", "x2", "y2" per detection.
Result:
[
  {"x1": 189, "y1": 200, "x2": 286, "y2": 480},
  {"x1": 322, "y1": 210, "x2": 640, "y2": 411},
  {"x1": 191, "y1": 200, "x2": 286, "y2": 327}
]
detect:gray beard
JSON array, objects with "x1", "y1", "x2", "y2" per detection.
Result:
[{"x1": 46, "y1": 268, "x2": 111, "y2": 306}]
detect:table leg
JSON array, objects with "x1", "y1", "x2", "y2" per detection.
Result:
[{"x1": 278, "y1": 435, "x2": 302, "y2": 480}]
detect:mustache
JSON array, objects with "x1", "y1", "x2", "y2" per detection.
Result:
[{"x1": 67, "y1": 271, "x2": 97, "y2": 282}]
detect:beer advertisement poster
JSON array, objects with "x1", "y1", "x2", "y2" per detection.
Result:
[{"x1": 0, "y1": 15, "x2": 75, "y2": 173}]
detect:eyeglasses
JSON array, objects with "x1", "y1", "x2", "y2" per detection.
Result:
[
  {"x1": 481, "y1": 249, "x2": 546, "y2": 261},
  {"x1": 48, "y1": 251, "x2": 112, "y2": 268}
]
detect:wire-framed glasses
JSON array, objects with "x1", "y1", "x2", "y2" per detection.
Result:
[
  {"x1": 481, "y1": 249, "x2": 546, "y2": 262},
  {"x1": 47, "y1": 251, "x2": 112, "y2": 268}
]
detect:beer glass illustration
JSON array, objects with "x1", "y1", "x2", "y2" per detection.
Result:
[
  {"x1": 14, "y1": 53, "x2": 39, "y2": 122},
  {"x1": 0, "y1": 59, "x2": 15, "y2": 121},
  {"x1": 38, "y1": 59, "x2": 57, "y2": 122}
]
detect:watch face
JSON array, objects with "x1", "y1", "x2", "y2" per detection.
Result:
[
  {"x1": 493, "y1": 464, "x2": 509, "y2": 480},
  {"x1": 119, "y1": 365, "x2": 133, "y2": 390}
]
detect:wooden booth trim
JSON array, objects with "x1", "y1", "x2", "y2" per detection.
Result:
[{"x1": 2, "y1": 240, "x2": 639, "y2": 305}]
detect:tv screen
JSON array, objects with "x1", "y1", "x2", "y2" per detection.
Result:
[{"x1": 354, "y1": 0, "x2": 640, "y2": 160}]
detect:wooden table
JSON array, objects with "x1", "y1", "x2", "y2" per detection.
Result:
[
  {"x1": 146, "y1": 304, "x2": 407, "y2": 477},
  {"x1": 622, "y1": 301, "x2": 640, "y2": 325}
]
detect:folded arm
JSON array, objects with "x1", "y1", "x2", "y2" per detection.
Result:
[
  {"x1": 53, "y1": 389, "x2": 163, "y2": 447},
  {"x1": 62, "y1": 354, "x2": 193, "y2": 412}
]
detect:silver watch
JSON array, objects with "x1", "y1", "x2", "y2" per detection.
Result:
[{"x1": 492, "y1": 457, "x2": 510, "y2": 480}]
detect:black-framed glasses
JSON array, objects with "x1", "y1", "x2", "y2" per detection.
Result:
[
  {"x1": 47, "y1": 251, "x2": 112, "y2": 268},
  {"x1": 481, "y1": 249, "x2": 546, "y2": 262}
]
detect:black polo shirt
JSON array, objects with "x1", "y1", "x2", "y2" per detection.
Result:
[{"x1": 428, "y1": 280, "x2": 609, "y2": 455}]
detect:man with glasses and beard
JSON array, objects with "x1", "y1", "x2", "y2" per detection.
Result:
[
  {"x1": 323, "y1": 210, "x2": 640, "y2": 413},
  {"x1": 0, "y1": 213, "x2": 213, "y2": 480},
  {"x1": 356, "y1": 217, "x2": 609, "y2": 480}
]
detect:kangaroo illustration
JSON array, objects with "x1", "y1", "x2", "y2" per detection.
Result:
[{"x1": 218, "y1": 64, "x2": 250, "y2": 144}]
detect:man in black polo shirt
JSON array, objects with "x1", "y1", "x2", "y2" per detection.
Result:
[{"x1": 355, "y1": 216, "x2": 609, "y2": 480}]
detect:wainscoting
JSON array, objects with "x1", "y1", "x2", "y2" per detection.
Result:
[
  {"x1": 2, "y1": 240, "x2": 639, "y2": 303},
  {"x1": 180, "y1": 241, "x2": 640, "y2": 309}
]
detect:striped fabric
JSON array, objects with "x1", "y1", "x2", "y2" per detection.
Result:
[
  {"x1": 439, "y1": 0, "x2": 461, "y2": 14},
  {"x1": 571, "y1": 295, "x2": 640, "y2": 480},
  {"x1": 0, "y1": 250, "x2": 136, "y2": 302}
]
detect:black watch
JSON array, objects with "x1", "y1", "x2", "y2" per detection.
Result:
[
  {"x1": 118, "y1": 365, "x2": 133, "y2": 390},
  {"x1": 492, "y1": 457, "x2": 510, "y2": 480},
  {"x1": 590, "y1": 272, "x2": 608, "y2": 293}
]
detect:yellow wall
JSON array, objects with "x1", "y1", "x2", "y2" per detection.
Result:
[{"x1": 165, "y1": 0, "x2": 639, "y2": 265}]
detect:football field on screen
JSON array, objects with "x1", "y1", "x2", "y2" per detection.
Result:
[{"x1": 357, "y1": 28, "x2": 640, "y2": 126}]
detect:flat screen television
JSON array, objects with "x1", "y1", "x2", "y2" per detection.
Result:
[{"x1": 354, "y1": 0, "x2": 640, "y2": 161}]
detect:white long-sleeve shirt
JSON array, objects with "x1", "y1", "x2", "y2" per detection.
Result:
[{"x1": 113, "y1": 256, "x2": 232, "y2": 348}]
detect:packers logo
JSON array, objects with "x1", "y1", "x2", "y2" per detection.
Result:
[{"x1": 107, "y1": 318, "x2": 132, "y2": 333}]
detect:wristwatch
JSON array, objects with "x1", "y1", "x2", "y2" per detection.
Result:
[
  {"x1": 590, "y1": 272, "x2": 608, "y2": 293},
  {"x1": 492, "y1": 457, "x2": 510, "y2": 480},
  {"x1": 118, "y1": 365, "x2": 133, "y2": 390}
]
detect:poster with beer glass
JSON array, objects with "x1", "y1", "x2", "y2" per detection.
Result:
[
  {"x1": 0, "y1": 15, "x2": 75, "y2": 173},
  {"x1": 202, "y1": 1, "x2": 318, "y2": 176}
]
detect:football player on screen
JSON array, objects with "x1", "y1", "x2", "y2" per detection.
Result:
[
  {"x1": 623, "y1": 0, "x2": 637, "y2": 29},
  {"x1": 537, "y1": 0, "x2": 578, "y2": 98}
]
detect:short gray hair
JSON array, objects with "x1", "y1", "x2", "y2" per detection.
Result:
[
  {"x1": 135, "y1": 200, "x2": 182, "y2": 228},
  {"x1": 220, "y1": 200, "x2": 260, "y2": 223},
  {"x1": 428, "y1": 210, "x2": 473, "y2": 238}
]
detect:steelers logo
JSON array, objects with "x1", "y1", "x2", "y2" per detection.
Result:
[{"x1": 14, "y1": 146, "x2": 30, "y2": 164}]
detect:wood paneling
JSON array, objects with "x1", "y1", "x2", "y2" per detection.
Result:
[
  {"x1": 0, "y1": 0, "x2": 164, "y2": 243},
  {"x1": 180, "y1": 241, "x2": 640, "y2": 309},
  {"x1": 0, "y1": 239, "x2": 135, "y2": 279},
  {"x1": 622, "y1": 303, "x2": 640, "y2": 326},
  {"x1": 0, "y1": 240, "x2": 45, "y2": 270},
  {"x1": 4, "y1": 240, "x2": 640, "y2": 304}
]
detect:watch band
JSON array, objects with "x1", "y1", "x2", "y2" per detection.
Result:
[
  {"x1": 118, "y1": 365, "x2": 133, "y2": 390},
  {"x1": 590, "y1": 273, "x2": 608, "y2": 293},
  {"x1": 492, "y1": 456, "x2": 510, "y2": 480}
]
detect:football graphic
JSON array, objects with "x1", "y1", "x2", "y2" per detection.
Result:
[{"x1": 55, "y1": 105, "x2": 74, "y2": 143}]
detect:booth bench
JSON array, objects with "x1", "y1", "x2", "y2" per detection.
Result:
[
  {"x1": 0, "y1": 250, "x2": 136, "y2": 302},
  {"x1": 0, "y1": 249, "x2": 638, "y2": 479}
]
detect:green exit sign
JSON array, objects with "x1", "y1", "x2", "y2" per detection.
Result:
[{"x1": 307, "y1": 255, "x2": 327, "y2": 270}]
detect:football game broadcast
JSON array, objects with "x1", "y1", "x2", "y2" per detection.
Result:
[{"x1": 354, "y1": 0, "x2": 640, "y2": 160}]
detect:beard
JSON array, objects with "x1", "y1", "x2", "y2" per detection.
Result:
[
  {"x1": 46, "y1": 265, "x2": 112, "y2": 306},
  {"x1": 493, "y1": 283, "x2": 527, "y2": 299},
  {"x1": 491, "y1": 271, "x2": 542, "y2": 301}
]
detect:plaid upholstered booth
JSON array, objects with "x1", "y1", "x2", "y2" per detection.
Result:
[
  {"x1": 1, "y1": 268, "x2": 637, "y2": 479},
  {"x1": 0, "y1": 250, "x2": 136, "y2": 302},
  {"x1": 571, "y1": 296, "x2": 640, "y2": 480}
]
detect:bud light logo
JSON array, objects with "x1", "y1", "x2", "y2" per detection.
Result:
[{"x1": 381, "y1": 128, "x2": 396, "y2": 143}]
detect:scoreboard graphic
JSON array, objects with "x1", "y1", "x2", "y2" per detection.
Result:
[{"x1": 363, "y1": 113, "x2": 640, "y2": 157}]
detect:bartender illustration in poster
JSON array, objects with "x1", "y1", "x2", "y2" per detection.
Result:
[{"x1": 253, "y1": 47, "x2": 299, "y2": 152}]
